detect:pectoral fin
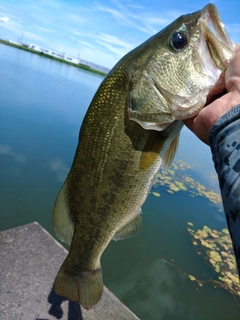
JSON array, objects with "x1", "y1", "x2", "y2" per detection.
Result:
[
  {"x1": 162, "y1": 134, "x2": 179, "y2": 167},
  {"x1": 139, "y1": 131, "x2": 180, "y2": 171},
  {"x1": 113, "y1": 210, "x2": 142, "y2": 241},
  {"x1": 52, "y1": 179, "x2": 74, "y2": 245},
  {"x1": 139, "y1": 132, "x2": 167, "y2": 172}
]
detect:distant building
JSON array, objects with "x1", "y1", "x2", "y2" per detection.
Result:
[
  {"x1": 9, "y1": 40, "x2": 19, "y2": 45},
  {"x1": 31, "y1": 45, "x2": 41, "y2": 52},
  {"x1": 65, "y1": 56, "x2": 79, "y2": 64},
  {"x1": 21, "y1": 42, "x2": 31, "y2": 48},
  {"x1": 8, "y1": 39, "x2": 109, "y2": 73}
]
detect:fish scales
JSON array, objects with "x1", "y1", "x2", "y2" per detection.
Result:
[
  {"x1": 53, "y1": 61, "x2": 179, "y2": 307},
  {"x1": 52, "y1": 3, "x2": 234, "y2": 309},
  {"x1": 66, "y1": 64, "x2": 173, "y2": 259}
]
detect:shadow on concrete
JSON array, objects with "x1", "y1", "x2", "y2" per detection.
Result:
[{"x1": 47, "y1": 287, "x2": 83, "y2": 320}]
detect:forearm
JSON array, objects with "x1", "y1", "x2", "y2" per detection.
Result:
[{"x1": 209, "y1": 104, "x2": 240, "y2": 275}]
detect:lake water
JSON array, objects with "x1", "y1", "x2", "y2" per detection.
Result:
[{"x1": 1, "y1": 44, "x2": 240, "y2": 319}]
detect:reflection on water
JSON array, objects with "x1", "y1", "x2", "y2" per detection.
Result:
[
  {"x1": 115, "y1": 259, "x2": 184, "y2": 319},
  {"x1": 50, "y1": 158, "x2": 70, "y2": 183},
  {"x1": 0, "y1": 144, "x2": 26, "y2": 165},
  {"x1": 1, "y1": 44, "x2": 240, "y2": 319}
]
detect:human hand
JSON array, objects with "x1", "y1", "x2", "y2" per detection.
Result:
[{"x1": 183, "y1": 46, "x2": 240, "y2": 145}]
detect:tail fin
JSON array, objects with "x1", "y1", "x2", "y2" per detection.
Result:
[{"x1": 53, "y1": 262, "x2": 103, "y2": 310}]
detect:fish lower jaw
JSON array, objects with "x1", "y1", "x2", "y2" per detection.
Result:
[
  {"x1": 206, "y1": 36, "x2": 234, "y2": 71},
  {"x1": 207, "y1": 41, "x2": 225, "y2": 71},
  {"x1": 171, "y1": 98, "x2": 207, "y2": 120},
  {"x1": 129, "y1": 116, "x2": 175, "y2": 131},
  {"x1": 128, "y1": 109, "x2": 175, "y2": 131},
  {"x1": 200, "y1": 21, "x2": 234, "y2": 71}
]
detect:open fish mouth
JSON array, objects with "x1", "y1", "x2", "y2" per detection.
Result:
[
  {"x1": 199, "y1": 4, "x2": 233, "y2": 72},
  {"x1": 195, "y1": 4, "x2": 234, "y2": 106}
]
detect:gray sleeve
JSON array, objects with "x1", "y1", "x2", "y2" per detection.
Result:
[{"x1": 209, "y1": 104, "x2": 240, "y2": 275}]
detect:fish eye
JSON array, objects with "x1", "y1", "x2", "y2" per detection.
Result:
[{"x1": 170, "y1": 31, "x2": 188, "y2": 50}]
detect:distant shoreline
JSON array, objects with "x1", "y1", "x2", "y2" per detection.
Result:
[{"x1": 0, "y1": 39, "x2": 107, "y2": 77}]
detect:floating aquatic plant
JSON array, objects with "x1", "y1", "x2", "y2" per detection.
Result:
[
  {"x1": 152, "y1": 192, "x2": 161, "y2": 197},
  {"x1": 187, "y1": 223, "x2": 240, "y2": 297},
  {"x1": 152, "y1": 159, "x2": 222, "y2": 208},
  {"x1": 155, "y1": 160, "x2": 240, "y2": 301},
  {"x1": 162, "y1": 223, "x2": 240, "y2": 304}
]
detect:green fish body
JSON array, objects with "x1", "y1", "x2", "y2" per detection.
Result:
[{"x1": 53, "y1": 4, "x2": 233, "y2": 309}]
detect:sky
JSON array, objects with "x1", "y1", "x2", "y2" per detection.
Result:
[{"x1": 0, "y1": 0, "x2": 239, "y2": 69}]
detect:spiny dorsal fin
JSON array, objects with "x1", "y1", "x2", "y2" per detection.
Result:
[
  {"x1": 113, "y1": 209, "x2": 142, "y2": 241},
  {"x1": 162, "y1": 134, "x2": 179, "y2": 168},
  {"x1": 139, "y1": 133, "x2": 168, "y2": 172},
  {"x1": 52, "y1": 179, "x2": 74, "y2": 245}
]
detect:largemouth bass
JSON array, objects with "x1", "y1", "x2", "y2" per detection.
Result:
[{"x1": 53, "y1": 4, "x2": 233, "y2": 309}]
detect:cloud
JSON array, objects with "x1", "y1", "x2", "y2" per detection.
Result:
[
  {"x1": 36, "y1": 0, "x2": 62, "y2": 10},
  {"x1": 0, "y1": 16, "x2": 9, "y2": 23},
  {"x1": 97, "y1": 2, "x2": 178, "y2": 36},
  {"x1": 226, "y1": 23, "x2": 240, "y2": 44},
  {"x1": 0, "y1": 144, "x2": 26, "y2": 164},
  {"x1": 126, "y1": 3, "x2": 145, "y2": 10},
  {"x1": 76, "y1": 40, "x2": 95, "y2": 49},
  {"x1": 95, "y1": 32, "x2": 134, "y2": 57},
  {"x1": 96, "y1": 33, "x2": 133, "y2": 49},
  {"x1": 34, "y1": 26, "x2": 56, "y2": 34},
  {"x1": 65, "y1": 14, "x2": 88, "y2": 25},
  {"x1": 98, "y1": 6, "x2": 132, "y2": 26},
  {"x1": 22, "y1": 31, "x2": 46, "y2": 43},
  {"x1": 96, "y1": 40, "x2": 129, "y2": 58}
]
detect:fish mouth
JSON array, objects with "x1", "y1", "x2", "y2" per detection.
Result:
[
  {"x1": 193, "y1": 4, "x2": 234, "y2": 106},
  {"x1": 199, "y1": 4, "x2": 233, "y2": 71}
]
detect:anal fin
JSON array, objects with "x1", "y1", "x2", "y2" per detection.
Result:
[{"x1": 113, "y1": 210, "x2": 142, "y2": 241}]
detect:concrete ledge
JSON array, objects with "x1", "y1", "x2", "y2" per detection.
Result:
[{"x1": 0, "y1": 222, "x2": 139, "y2": 320}]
